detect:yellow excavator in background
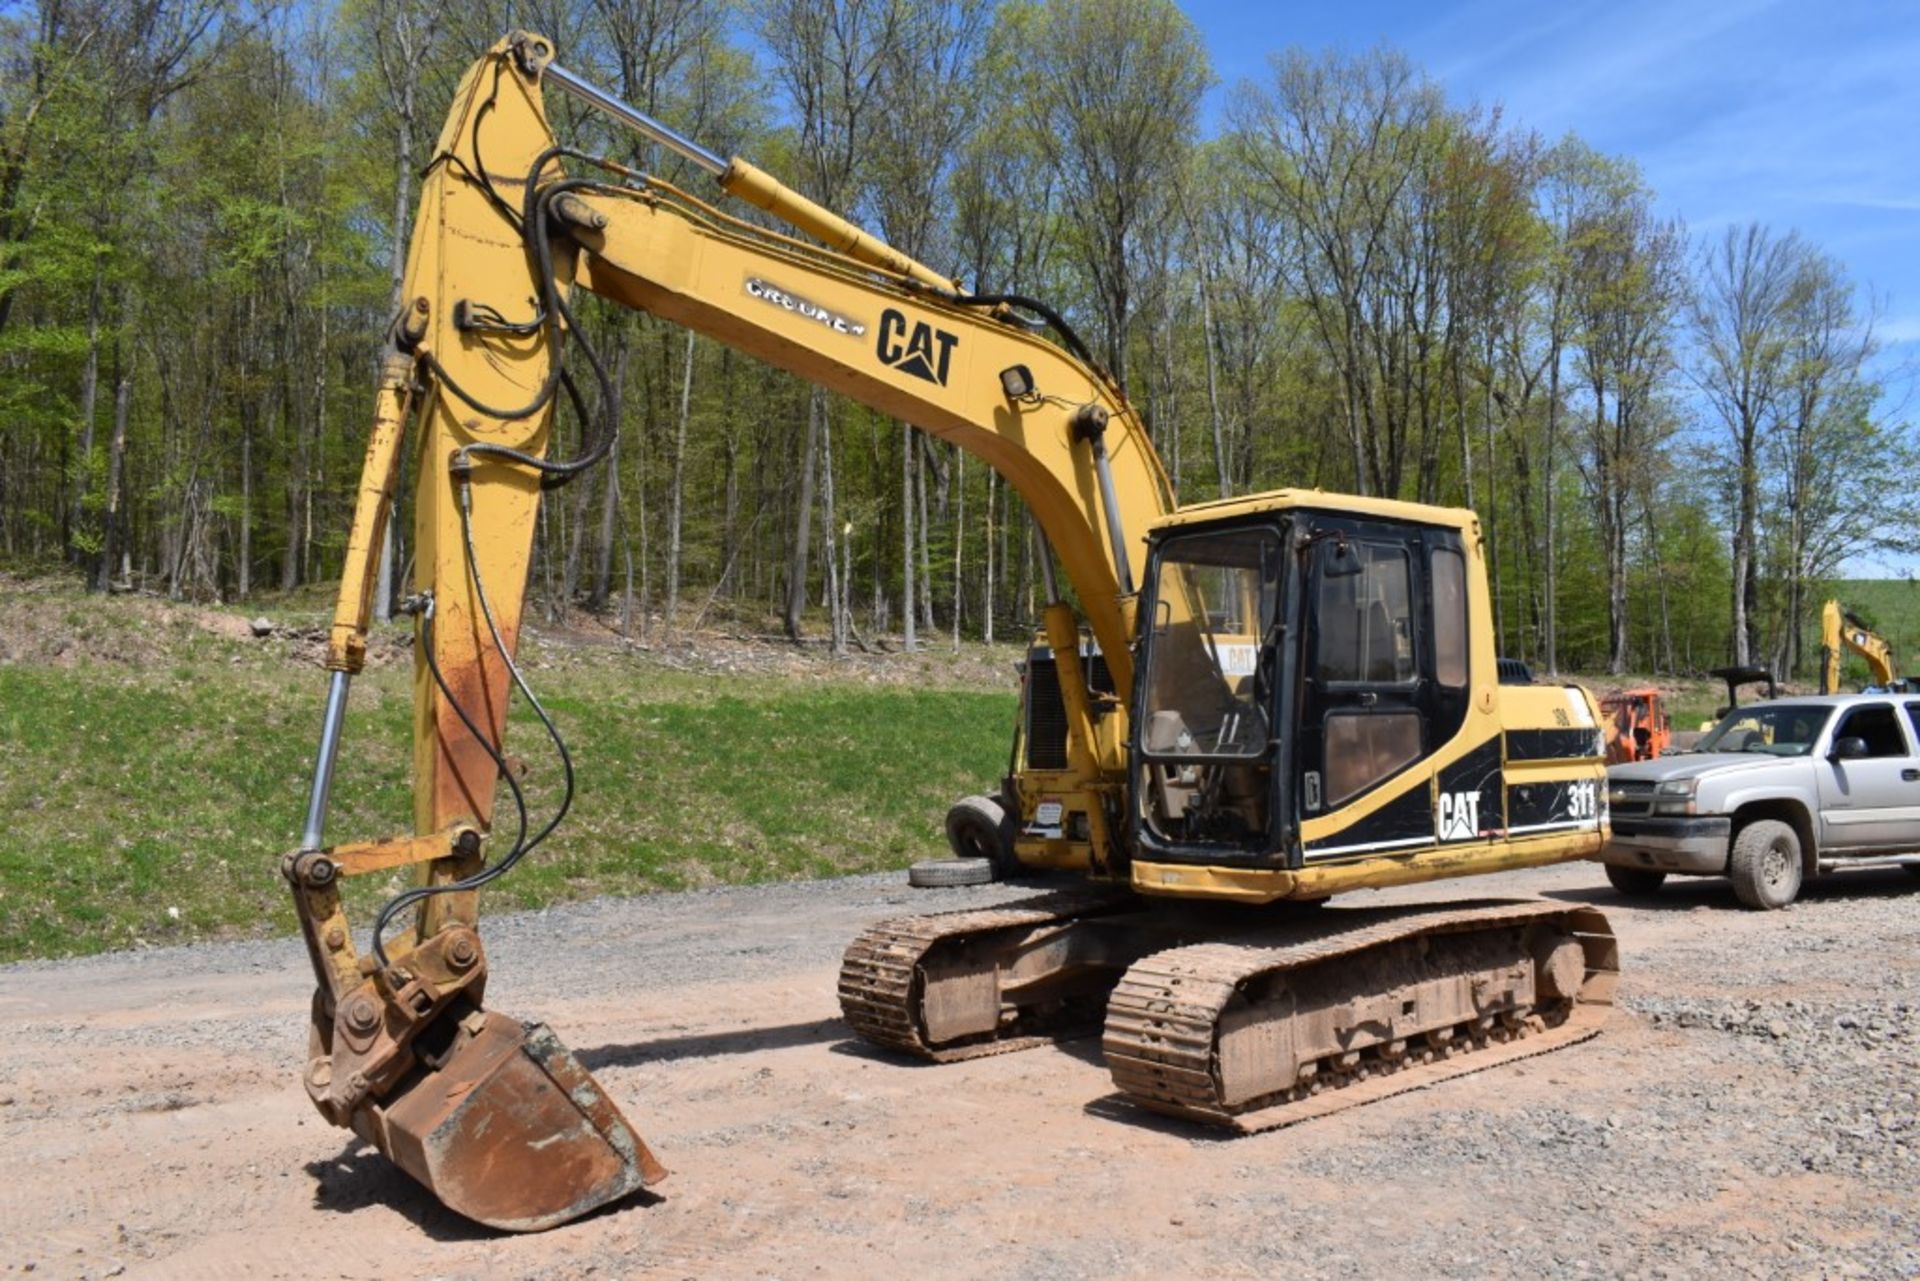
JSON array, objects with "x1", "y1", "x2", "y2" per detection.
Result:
[
  {"x1": 289, "y1": 34, "x2": 1618, "y2": 1232},
  {"x1": 1819, "y1": 599, "x2": 1911, "y2": 693}
]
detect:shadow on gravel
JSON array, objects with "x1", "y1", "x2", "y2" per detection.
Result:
[
  {"x1": 828, "y1": 1036, "x2": 927, "y2": 1064},
  {"x1": 305, "y1": 1142, "x2": 660, "y2": 1238},
  {"x1": 304, "y1": 1144, "x2": 499, "y2": 1240},
  {"x1": 1080, "y1": 1094, "x2": 1232, "y2": 1140},
  {"x1": 1540, "y1": 867, "x2": 1920, "y2": 913},
  {"x1": 825, "y1": 1027, "x2": 1106, "y2": 1067},
  {"x1": 579, "y1": 1018, "x2": 844, "y2": 1070}
]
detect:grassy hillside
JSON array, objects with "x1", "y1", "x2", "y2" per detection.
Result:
[
  {"x1": 0, "y1": 578, "x2": 1018, "y2": 962},
  {"x1": 7, "y1": 576, "x2": 1898, "y2": 964}
]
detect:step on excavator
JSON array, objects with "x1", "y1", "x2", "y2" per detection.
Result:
[{"x1": 289, "y1": 34, "x2": 1619, "y2": 1231}]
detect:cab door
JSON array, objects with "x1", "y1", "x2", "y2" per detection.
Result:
[
  {"x1": 1817, "y1": 701, "x2": 1920, "y2": 850},
  {"x1": 1294, "y1": 516, "x2": 1471, "y2": 860}
]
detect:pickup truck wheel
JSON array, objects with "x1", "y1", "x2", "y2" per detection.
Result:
[
  {"x1": 1604, "y1": 864, "x2": 1666, "y2": 896},
  {"x1": 1729, "y1": 819, "x2": 1802, "y2": 910}
]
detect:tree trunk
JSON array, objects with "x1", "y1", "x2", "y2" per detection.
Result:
[
  {"x1": 951, "y1": 454, "x2": 964, "y2": 651},
  {"x1": 238, "y1": 411, "x2": 252, "y2": 599},
  {"x1": 901, "y1": 423, "x2": 915, "y2": 648},
  {"x1": 1543, "y1": 347, "x2": 1560, "y2": 675},
  {"x1": 72, "y1": 266, "x2": 104, "y2": 560},
  {"x1": 666, "y1": 330, "x2": 695, "y2": 628},
  {"x1": 784, "y1": 385, "x2": 822, "y2": 640},
  {"x1": 984, "y1": 470, "x2": 996, "y2": 645},
  {"x1": 820, "y1": 400, "x2": 845, "y2": 655},
  {"x1": 1200, "y1": 273, "x2": 1230, "y2": 500},
  {"x1": 590, "y1": 438, "x2": 621, "y2": 612},
  {"x1": 93, "y1": 363, "x2": 133, "y2": 592}
]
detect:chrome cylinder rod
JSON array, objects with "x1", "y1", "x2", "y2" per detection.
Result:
[
  {"x1": 300, "y1": 671, "x2": 351, "y2": 851},
  {"x1": 545, "y1": 62, "x2": 728, "y2": 177}
]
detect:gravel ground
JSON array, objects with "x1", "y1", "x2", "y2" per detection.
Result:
[{"x1": 1, "y1": 860, "x2": 1916, "y2": 1280}]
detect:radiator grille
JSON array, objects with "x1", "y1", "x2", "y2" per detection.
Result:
[{"x1": 1025, "y1": 649, "x2": 1115, "y2": 771}]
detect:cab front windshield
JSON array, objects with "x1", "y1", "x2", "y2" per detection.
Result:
[
  {"x1": 1697, "y1": 703, "x2": 1833, "y2": 756},
  {"x1": 1140, "y1": 528, "x2": 1284, "y2": 759}
]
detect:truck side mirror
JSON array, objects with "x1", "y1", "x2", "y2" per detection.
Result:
[{"x1": 1831, "y1": 736, "x2": 1869, "y2": 761}]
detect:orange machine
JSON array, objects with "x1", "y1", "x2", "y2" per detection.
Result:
[{"x1": 1600, "y1": 688, "x2": 1671, "y2": 763}]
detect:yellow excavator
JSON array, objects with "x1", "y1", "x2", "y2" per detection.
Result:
[
  {"x1": 289, "y1": 34, "x2": 1618, "y2": 1231},
  {"x1": 1819, "y1": 598, "x2": 1911, "y2": 693}
]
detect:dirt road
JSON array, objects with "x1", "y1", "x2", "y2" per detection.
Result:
[{"x1": 3, "y1": 862, "x2": 1916, "y2": 1280}]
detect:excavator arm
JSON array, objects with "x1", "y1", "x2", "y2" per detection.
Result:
[
  {"x1": 1820, "y1": 598, "x2": 1899, "y2": 693},
  {"x1": 289, "y1": 33, "x2": 1170, "y2": 1231}
]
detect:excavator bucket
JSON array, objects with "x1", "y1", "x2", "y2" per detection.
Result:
[{"x1": 371, "y1": 1013, "x2": 665, "y2": 1232}]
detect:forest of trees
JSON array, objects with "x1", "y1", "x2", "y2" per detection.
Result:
[{"x1": 0, "y1": 0, "x2": 1913, "y2": 676}]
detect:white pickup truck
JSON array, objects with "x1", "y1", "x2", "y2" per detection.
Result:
[{"x1": 1602, "y1": 693, "x2": 1920, "y2": 908}]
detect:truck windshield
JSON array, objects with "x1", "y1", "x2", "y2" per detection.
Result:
[
  {"x1": 1140, "y1": 527, "x2": 1283, "y2": 759},
  {"x1": 1697, "y1": 703, "x2": 1833, "y2": 756}
]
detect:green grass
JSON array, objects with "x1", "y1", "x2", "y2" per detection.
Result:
[
  {"x1": 0, "y1": 588, "x2": 1014, "y2": 962},
  {"x1": 18, "y1": 576, "x2": 1908, "y2": 963}
]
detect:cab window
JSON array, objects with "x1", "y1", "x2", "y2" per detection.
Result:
[
  {"x1": 1315, "y1": 543, "x2": 1414, "y2": 684},
  {"x1": 1431, "y1": 547, "x2": 1468, "y2": 688},
  {"x1": 1323, "y1": 711, "x2": 1422, "y2": 808},
  {"x1": 1833, "y1": 703, "x2": 1910, "y2": 757}
]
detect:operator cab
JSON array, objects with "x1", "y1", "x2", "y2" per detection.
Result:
[{"x1": 1130, "y1": 502, "x2": 1474, "y2": 869}]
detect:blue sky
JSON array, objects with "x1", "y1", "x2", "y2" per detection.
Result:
[
  {"x1": 1181, "y1": 0, "x2": 1920, "y2": 569},
  {"x1": 1184, "y1": 0, "x2": 1919, "y2": 343}
]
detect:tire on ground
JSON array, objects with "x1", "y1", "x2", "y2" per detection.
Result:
[
  {"x1": 944, "y1": 794, "x2": 1016, "y2": 875},
  {"x1": 1728, "y1": 818, "x2": 1803, "y2": 910},
  {"x1": 1604, "y1": 863, "x2": 1667, "y2": 896},
  {"x1": 908, "y1": 857, "x2": 996, "y2": 888}
]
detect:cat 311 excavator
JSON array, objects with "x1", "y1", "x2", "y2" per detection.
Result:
[
  {"x1": 1820, "y1": 598, "x2": 1911, "y2": 693},
  {"x1": 288, "y1": 33, "x2": 1619, "y2": 1232}
]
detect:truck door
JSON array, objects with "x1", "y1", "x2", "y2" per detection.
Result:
[{"x1": 1816, "y1": 701, "x2": 1920, "y2": 850}]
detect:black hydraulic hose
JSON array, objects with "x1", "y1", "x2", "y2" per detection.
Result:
[
  {"x1": 953, "y1": 290, "x2": 1107, "y2": 383},
  {"x1": 370, "y1": 598, "x2": 532, "y2": 968},
  {"x1": 452, "y1": 475, "x2": 579, "y2": 865},
  {"x1": 425, "y1": 159, "x2": 625, "y2": 487}
]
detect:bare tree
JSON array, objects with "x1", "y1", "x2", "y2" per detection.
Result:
[
  {"x1": 1230, "y1": 47, "x2": 1443, "y2": 497},
  {"x1": 1566, "y1": 159, "x2": 1686, "y2": 674},
  {"x1": 1008, "y1": 0, "x2": 1209, "y2": 389},
  {"x1": 1692, "y1": 222, "x2": 1801, "y2": 667}
]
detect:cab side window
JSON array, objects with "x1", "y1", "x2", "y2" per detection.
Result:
[
  {"x1": 1431, "y1": 547, "x2": 1468, "y2": 688},
  {"x1": 1315, "y1": 544, "x2": 1415, "y2": 684},
  {"x1": 1833, "y1": 704, "x2": 1909, "y2": 757}
]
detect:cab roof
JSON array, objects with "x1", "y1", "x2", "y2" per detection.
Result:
[{"x1": 1150, "y1": 488, "x2": 1481, "y2": 536}]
